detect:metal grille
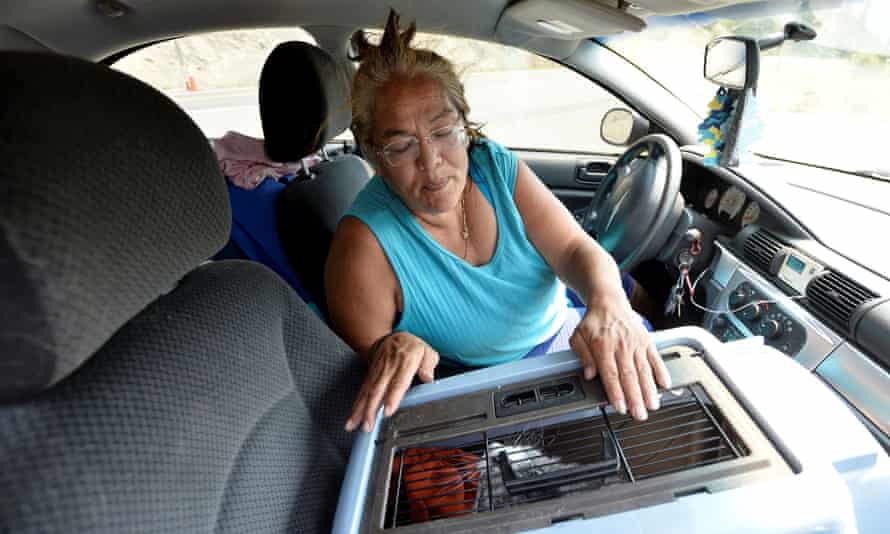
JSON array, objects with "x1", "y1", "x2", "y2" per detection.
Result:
[
  {"x1": 609, "y1": 385, "x2": 746, "y2": 481},
  {"x1": 384, "y1": 384, "x2": 746, "y2": 529}
]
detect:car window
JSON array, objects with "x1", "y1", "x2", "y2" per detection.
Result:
[
  {"x1": 112, "y1": 28, "x2": 316, "y2": 139},
  {"x1": 606, "y1": 3, "x2": 890, "y2": 177},
  {"x1": 404, "y1": 33, "x2": 627, "y2": 154},
  {"x1": 115, "y1": 29, "x2": 627, "y2": 153}
]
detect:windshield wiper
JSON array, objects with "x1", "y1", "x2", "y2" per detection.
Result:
[{"x1": 752, "y1": 152, "x2": 890, "y2": 184}]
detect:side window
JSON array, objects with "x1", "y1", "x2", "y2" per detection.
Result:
[
  {"x1": 416, "y1": 34, "x2": 627, "y2": 154},
  {"x1": 113, "y1": 28, "x2": 316, "y2": 138}
]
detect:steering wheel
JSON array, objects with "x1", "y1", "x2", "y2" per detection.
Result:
[{"x1": 582, "y1": 134, "x2": 684, "y2": 270}]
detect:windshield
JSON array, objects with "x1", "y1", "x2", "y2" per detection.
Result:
[{"x1": 606, "y1": 0, "x2": 890, "y2": 178}]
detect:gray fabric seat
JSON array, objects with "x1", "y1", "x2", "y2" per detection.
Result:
[
  {"x1": 0, "y1": 51, "x2": 364, "y2": 533},
  {"x1": 260, "y1": 42, "x2": 374, "y2": 317}
]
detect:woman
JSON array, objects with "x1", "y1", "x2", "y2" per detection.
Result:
[{"x1": 326, "y1": 11, "x2": 671, "y2": 433}]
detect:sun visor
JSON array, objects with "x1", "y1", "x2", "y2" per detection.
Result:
[
  {"x1": 0, "y1": 25, "x2": 52, "y2": 52},
  {"x1": 496, "y1": 0, "x2": 645, "y2": 58}
]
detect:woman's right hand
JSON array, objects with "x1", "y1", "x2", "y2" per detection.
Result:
[{"x1": 345, "y1": 331, "x2": 440, "y2": 433}]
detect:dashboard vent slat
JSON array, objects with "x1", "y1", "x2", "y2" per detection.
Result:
[
  {"x1": 806, "y1": 271, "x2": 879, "y2": 332},
  {"x1": 743, "y1": 229, "x2": 783, "y2": 273}
]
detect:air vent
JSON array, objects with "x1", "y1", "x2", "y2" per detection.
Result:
[
  {"x1": 743, "y1": 229, "x2": 783, "y2": 273},
  {"x1": 806, "y1": 271, "x2": 879, "y2": 332}
]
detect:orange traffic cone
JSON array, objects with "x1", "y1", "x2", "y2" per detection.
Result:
[{"x1": 186, "y1": 75, "x2": 198, "y2": 92}]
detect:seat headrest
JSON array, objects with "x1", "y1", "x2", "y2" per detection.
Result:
[
  {"x1": 259, "y1": 41, "x2": 352, "y2": 162},
  {"x1": 0, "y1": 51, "x2": 231, "y2": 401}
]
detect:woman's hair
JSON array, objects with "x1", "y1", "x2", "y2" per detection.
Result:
[{"x1": 349, "y1": 9, "x2": 484, "y2": 154}]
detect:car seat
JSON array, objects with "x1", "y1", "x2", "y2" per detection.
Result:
[
  {"x1": 266, "y1": 43, "x2": 374, "y2": 320},
  {"x1": 214, "y1": 41, "x2": 372, "y2": 315},
  {"x1": 0, "y1": 51, "x2": 365, "y2": 533}
]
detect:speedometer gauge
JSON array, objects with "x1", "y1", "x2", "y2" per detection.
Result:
[
  {"x1": 704, "y1": 188, "x2": 719, "y2": 210},
  {"x1": 718, "y1": 186, "x2": 747, "y2": 220},
  {"x1": 742, "y1": 202, "x2": 761, "y2": 227}
]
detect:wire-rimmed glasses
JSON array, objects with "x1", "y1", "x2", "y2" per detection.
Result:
[{"x1": 377, "y1": 123, "x2": 467, "y2": 168}]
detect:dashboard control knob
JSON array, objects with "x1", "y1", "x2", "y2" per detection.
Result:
[
  {"x1": 763, "y1": 319, "x2": 784, "y2": 339},
  {"x1": 729, "y1": 288, "x2": 748, "y2": 308},
  {"x1": 739, "y1": 303, "x2": 762, "y2": 322}
]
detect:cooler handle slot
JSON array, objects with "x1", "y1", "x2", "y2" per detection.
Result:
[{"x1": 494, "y1": 376, "x2": 585, "y2": 417}]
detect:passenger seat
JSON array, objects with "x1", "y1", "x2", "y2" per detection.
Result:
[{"x1": 218, "y1": 41, "x2": 372, "y2": 319}]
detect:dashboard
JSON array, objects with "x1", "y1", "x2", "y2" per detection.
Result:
[
  {"x1": 532, "y1": 146, "x2": 888, "y2": 448},
  {"x1": 681, "y1": 160, "x2": 764, "y2": 233},
  {"x1": 675, "y1": 153, "x2": 890, "y2": 450},
  {"x1": 700, "y1": 242, "x2": 888, "y2": 447}
]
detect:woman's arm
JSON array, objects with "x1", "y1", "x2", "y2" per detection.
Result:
[
  {"x1": 326, "y1": 216, "x2": 400, "y2": 356},
  {"x1": 325, "y1": 217, "x2": 440, "y2": 432},
  {"x1": 513, "y1": 160, "x2": 670, "y2": 420}
]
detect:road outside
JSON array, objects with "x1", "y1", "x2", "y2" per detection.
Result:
[{"x1": 169, "y1": 69, "x2": 627, "y2": 155}]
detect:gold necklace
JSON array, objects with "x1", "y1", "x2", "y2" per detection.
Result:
[{"x1": 460, "y1": 180, "x2": 471, "y2": 258}]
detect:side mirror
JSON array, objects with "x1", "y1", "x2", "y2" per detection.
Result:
[
  {"x1": 600, "y1": 108, "x2": 649, "y2": 147},
  {"x1": 704, "y1": 36, "x2": 759, "y2": 91}
]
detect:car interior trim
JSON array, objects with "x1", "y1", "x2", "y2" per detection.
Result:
[
  {"x1": 0, "y1": 24, "x2": 51, "y2": 52},
  {"x1": 853, "y1": 299, "x2": 890, "y2": 371},
  {"x1": 816, "y1": 342, "x2": 890, "y2": 437}
]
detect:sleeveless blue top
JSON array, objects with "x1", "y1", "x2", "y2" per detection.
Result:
[{"x1": 345, "y1": 138, "x2": 566, "y2": 367}]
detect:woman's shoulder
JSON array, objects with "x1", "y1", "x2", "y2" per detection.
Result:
[
  {"x1": 345, "y1": 175, "x2": 396, "y2": 221},
  {"x1": 471, "y1": 136, "x2": 512, "y2": 161},
  {"x1": 334, "y1": 179, "x2": 399, "y2": 289},
  {"x1": 471, "y1": 137, "x2": 519, "y2": 193}
]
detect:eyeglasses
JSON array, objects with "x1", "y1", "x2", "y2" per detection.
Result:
[{"x1": 376, "y1": 123, "x2": 467, "y2": 168}]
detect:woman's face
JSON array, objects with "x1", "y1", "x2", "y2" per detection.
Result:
[{"x1": 370, "y1": 75, "x2": 469, "y2": 217}]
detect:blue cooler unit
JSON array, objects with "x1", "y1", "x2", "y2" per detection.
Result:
[{"x1": 334, "y1": 327, "x2": 890, "y2": 534}]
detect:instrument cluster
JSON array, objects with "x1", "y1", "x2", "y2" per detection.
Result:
[{"x1": 683, "y1": 168, "x2": 761, "y2": 232}]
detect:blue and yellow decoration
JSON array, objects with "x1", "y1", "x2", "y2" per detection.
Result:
[
  {"x1": 698, "y1": 87, "x2": 764, "y2": 167},
  {"x1": 697, "y1": 87, "x2": 736, "y2": 166}
]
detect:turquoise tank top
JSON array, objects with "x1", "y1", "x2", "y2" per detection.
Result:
[{"x1": 345, "y1": 138, "x2": 566, "y2": 366}]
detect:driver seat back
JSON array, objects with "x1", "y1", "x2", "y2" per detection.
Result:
[{"x1": 259, "y1": 42, "x2": 373, "y2": 319}]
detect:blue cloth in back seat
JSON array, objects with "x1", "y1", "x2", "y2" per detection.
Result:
[{"x1": 214, "y1": 177, "x2": 316, "y2": 311}]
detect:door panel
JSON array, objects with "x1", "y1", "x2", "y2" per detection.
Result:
[{"x1": 516, "y1": 150, "x2": 618, "y2": 214}]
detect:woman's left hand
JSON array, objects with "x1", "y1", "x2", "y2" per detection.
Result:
[{"x1": 569, "y1": 295, "x2": 671, "y2": 421}]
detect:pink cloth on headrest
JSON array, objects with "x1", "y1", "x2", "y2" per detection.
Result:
[{"x1": 211, "y1": 131, "x2": 320, "y2": 190}]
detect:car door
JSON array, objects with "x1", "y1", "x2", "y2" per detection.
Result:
[{"x1": 519, "y1": 150, "x2": 616, "y2": 216}]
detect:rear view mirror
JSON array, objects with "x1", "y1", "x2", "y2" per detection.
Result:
[
  {"x1": 704, "y1": 23, "x2": 816, "y2": 91},
  {"x1": 704, "y1": 37, "x2": 759, "y2": 90},
  {"x1": 600, "y1": 108, "x2": 649, "y2": 147}
]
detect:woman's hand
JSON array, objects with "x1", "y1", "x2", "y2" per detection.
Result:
[
  {"x1": 570, "y1": 296, "x2": 671, "y2": 421},
  {"x1": 345, "y1": 331, "x2": 440, "y2": 433}
]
